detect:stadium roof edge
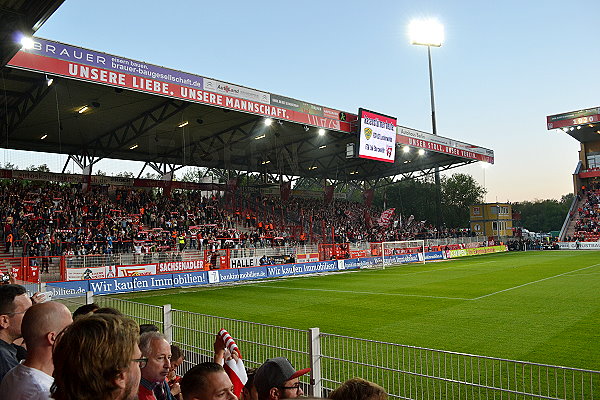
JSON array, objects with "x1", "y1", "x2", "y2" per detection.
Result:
[{"x1": 0, "y1": 34, "x2": 493, "y2": 182}]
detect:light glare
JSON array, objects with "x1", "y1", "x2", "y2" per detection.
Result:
[
  {"x1": 20, "y1": 36, "x2": 34, "y2": 49},
  {"x1": 409, "y1": 18, "x2": 444, "y2": 47},
  {"x1": 264, "y1": 118, "x2": 273, "y2": 126}
]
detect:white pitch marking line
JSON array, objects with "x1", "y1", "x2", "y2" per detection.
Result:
[
  {"x1": 385, "y1": 260, "x2": 497, "y2": 277},
  {"x1": 472, "y1": 262, "x2": 600, "y2": 300},
  {"x1": 252, "y1": 285, "x2": 471, "y2": 301}
]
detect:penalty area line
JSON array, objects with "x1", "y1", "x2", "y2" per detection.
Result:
[
  {"x1": 252, "y1": 285, "x2": 471, "y2": 301},
  {"x1": 472, "y1": 262, "x2": 600, "y2": 300}
]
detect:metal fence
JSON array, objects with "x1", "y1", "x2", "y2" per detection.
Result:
[{"x1": 54, "y1": 293, "x2": 598, "y2": 399}]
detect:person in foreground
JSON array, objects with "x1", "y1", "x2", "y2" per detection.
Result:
[
  {"x1": 0, "y1": 284, "x2": 32, "y2": 380},
  {"x1": 328, "y1": 377, "x2": 387, "y2": 400},
  {"x1": 253, "y1": 357, "x2": 310, "y2": 400},
  {"x1": 180, "y1": 362, "x2": 237, "y2": 400},
  {"x1": 51, "y1": 313, "x2": 143, "y2": 400},
  {"x1": 138, "y1": 331, "x2": 174, "y2": 400},
  {"x1": 0, "y1": 301, "x2": 72, "y2": 399}
]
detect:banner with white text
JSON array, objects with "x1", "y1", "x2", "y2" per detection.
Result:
[{"x1": 358, "y1": 109, "x2": 397, "y2": 163}]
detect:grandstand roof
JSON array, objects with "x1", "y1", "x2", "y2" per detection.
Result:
[
  {"x1": 1, "y1": 34, "x2": 494, "y2": 185},
  {"x1": 546, "y1": 107, "x2": 600, "y2": 143},
  {"x1": 0, "y1": 0, "x2": 64, "y2": 66}
]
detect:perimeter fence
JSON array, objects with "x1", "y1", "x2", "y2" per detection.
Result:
[{"x1": 53, "y1": 290, "x2": 599, "y2": 399}]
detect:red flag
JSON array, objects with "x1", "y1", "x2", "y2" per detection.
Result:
[
  {"x1": 324, "y1": 185, "x2": 334, "y2": 204},
  {"x1": 363, "y1": 189, "x2": 374, "y2": 207},
  {"x1": 280, "y1": 181, "x2": 292, "y2": 202},
  {"x1": 378, "y1": 208, "x2": 395, "y2": 227},
  {"x1": 218, "y1": 329, "x2": 247, "y2": 397}
]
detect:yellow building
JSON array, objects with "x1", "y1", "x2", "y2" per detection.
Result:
[{"x1": 470, "y1": 203, "x2": 513, "y2": 237}]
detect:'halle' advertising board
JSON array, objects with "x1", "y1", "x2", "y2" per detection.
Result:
[{"x1": 358, "y1": 109, "x2": 397, "y2": 163}]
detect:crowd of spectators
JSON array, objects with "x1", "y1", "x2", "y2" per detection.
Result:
[
  {"x1": 0, "y1": 181, "x2": 245, "y2": 257},
  {"x1": 570, "y1": 183, "x2": 600, "y2": 242},
  {"x1": 1, "y1": 180, "x2": 477, "y2": 261},
  {"x1": 0, "y1": 283, "x2": 388, "y2": 400}
]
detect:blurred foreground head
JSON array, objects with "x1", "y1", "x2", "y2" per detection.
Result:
[{"x1": 51, "y1": 313, "x2": 142, "y2": 400}]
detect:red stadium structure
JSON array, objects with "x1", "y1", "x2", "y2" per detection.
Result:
[{"x1": 547, "y1": 107, "x2": 600, "y2": 248}]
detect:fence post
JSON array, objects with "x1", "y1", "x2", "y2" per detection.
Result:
[
  {"x1": 308, "y1": 327, "x2": 322, "y2": 397},
  {"x1": 163, "y1": 304, "x2": 172, "y2": 343},
  {"x1": 86, "y1": 291, "x2": 94, "y2": 305}
]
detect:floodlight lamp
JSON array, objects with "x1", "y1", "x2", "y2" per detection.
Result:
[
  {"x1": 254, "y1": 134, "x2": 266, "y2": 140},
  {"x1": 40, "y1": 134, "x2": 48, "y2": 140},
  {"x1": 264, "y1": 118, "x2": 273, "y2": 126},
  {"x1": 20, "y1": 36, "x2": 34, "y2": 49},
  {"x1": 318, "y1": 128, "x2": 326, "y2": 136},
  {"x1": 178, "y1": 121, "x2": 189, "y2": 128},
  {"x1": 418, "y1": 149, "x2": 425, "y2": 155},
  {"x1": 402, "y1": 145, "x2": 410, "y2": 153},
  {"x1": 570, "y1": 127, "x2": 575, "y2": 131},
  {"x1": 77, "y1": 105, "x2": 89, "y2": 114},
  {"x1": 409, "y1": 18, "x2": 444, "y2": 47},
  {"x1": 303, "y1": 125, "x2": 309, "y2": 132},
  {"x1": 576, "y1": 126, "x2": 581, "y2": 130},
  {"x1": 319, "y1": 145, "x2": 327, "y2": 149},
  {"x1": 45, "y1": 75, "x2": 53, "y2": 86},
  {"x1": 129, "y1": 144, "x2": 139, "y2": 150}
]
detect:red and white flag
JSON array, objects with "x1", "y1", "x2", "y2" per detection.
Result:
[
  {"x1": 218, "y1": 329, "x2": 247, "y2": 397},
  {"x1": 378, "y1": 208, "x2": 395, "y2": 226}
]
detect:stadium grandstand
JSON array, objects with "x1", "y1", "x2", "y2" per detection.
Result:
[
  {"x1": 0, "y1": 3, "x2": 599, "y2": 400},
  {"x1": 547, "y1": 107, "x2": 600, "y2": 249},
  {"x1": 0, "y1": 7, "x2": 498, "y2": 283}
]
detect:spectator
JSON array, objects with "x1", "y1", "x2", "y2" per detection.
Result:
[
  {"x1": 51, "y1": 313, "x2": 142, "y2": 400},
  {"x1": 240, "y1": 369, "x2": 258, "y2": 400},
  {"x1": 0, "y1": 284, "x2": 32, "y2": 380},
  {"x1": 168, "y1": 344, "x2": 185, "y2": 400},
  {"x1": 140, "y1": 323, "x2": 160, "y2": 334},
  {"x1": 253, "y1": 357, "x2": 310, "y2": 400},
  {"x1": 0, "y1": 301, "x2": 72, "y2": 399},
  {"x1": 328, "y1": 378, "x2": 387, "y2": 400},
  {"x1": 72, "y1": 302, "x2": 99, "y2": 319},
  {"x1": 139, "y1": 331, "x2": 174, "y2": 400},
  {"x1": 180, "y1": 362, "x2": 236, "y2": 400}
]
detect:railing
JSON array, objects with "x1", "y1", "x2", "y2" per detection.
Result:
[
  {"x1": 53, "y1": 292, "x2": 599, "y2": 399},
  {"x1": 559, "y1": 194, "x2": 580, "y2": 241}
]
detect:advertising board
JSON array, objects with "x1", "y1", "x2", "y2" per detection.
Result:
[
  {"x1": 546, "y1": 107, "x2": 600, "y2": 130},
  {"x1": 358, "y1": 109, "x2": 397, "y2": 163},
  {"x1": 8, "y1": 38, "x2": 352, "y2": 133},
  {"x1": 117, "y1": 264, "x2": 157, "y2": 277},
  {"x1": 397, "y1": 126, "x2": 494, "y2": 164}
]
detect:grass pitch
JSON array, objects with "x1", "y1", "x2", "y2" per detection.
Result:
[{"x1": 121, "y1": 250, "x2": 600, "y2": 370}]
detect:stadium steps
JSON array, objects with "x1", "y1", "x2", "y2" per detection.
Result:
[{"x1": 563, "y1": 193, "x2": 592, "y2": 240}]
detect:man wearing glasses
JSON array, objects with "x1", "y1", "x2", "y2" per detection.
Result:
[
  {"x1": 138, "y1": 331, "x2": 175, "y2": 400},
  {"x1": 0, "y1": 284, "x2": 32, "y2": 381},
  {"x1": 253, "y1": 357, "x2": 310, "y2": 400},
  {"x1": 51, "y1": 313, "x2": 143, "y2": 400}
]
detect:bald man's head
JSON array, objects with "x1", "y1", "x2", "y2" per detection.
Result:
[{"x1": 22, "y1": 302, "x2": 72, "y2": 348}]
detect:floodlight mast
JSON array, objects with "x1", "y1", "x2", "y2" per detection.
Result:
[{"x1": 409, "y1": 18, "x2": 444, "y2": 232}]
